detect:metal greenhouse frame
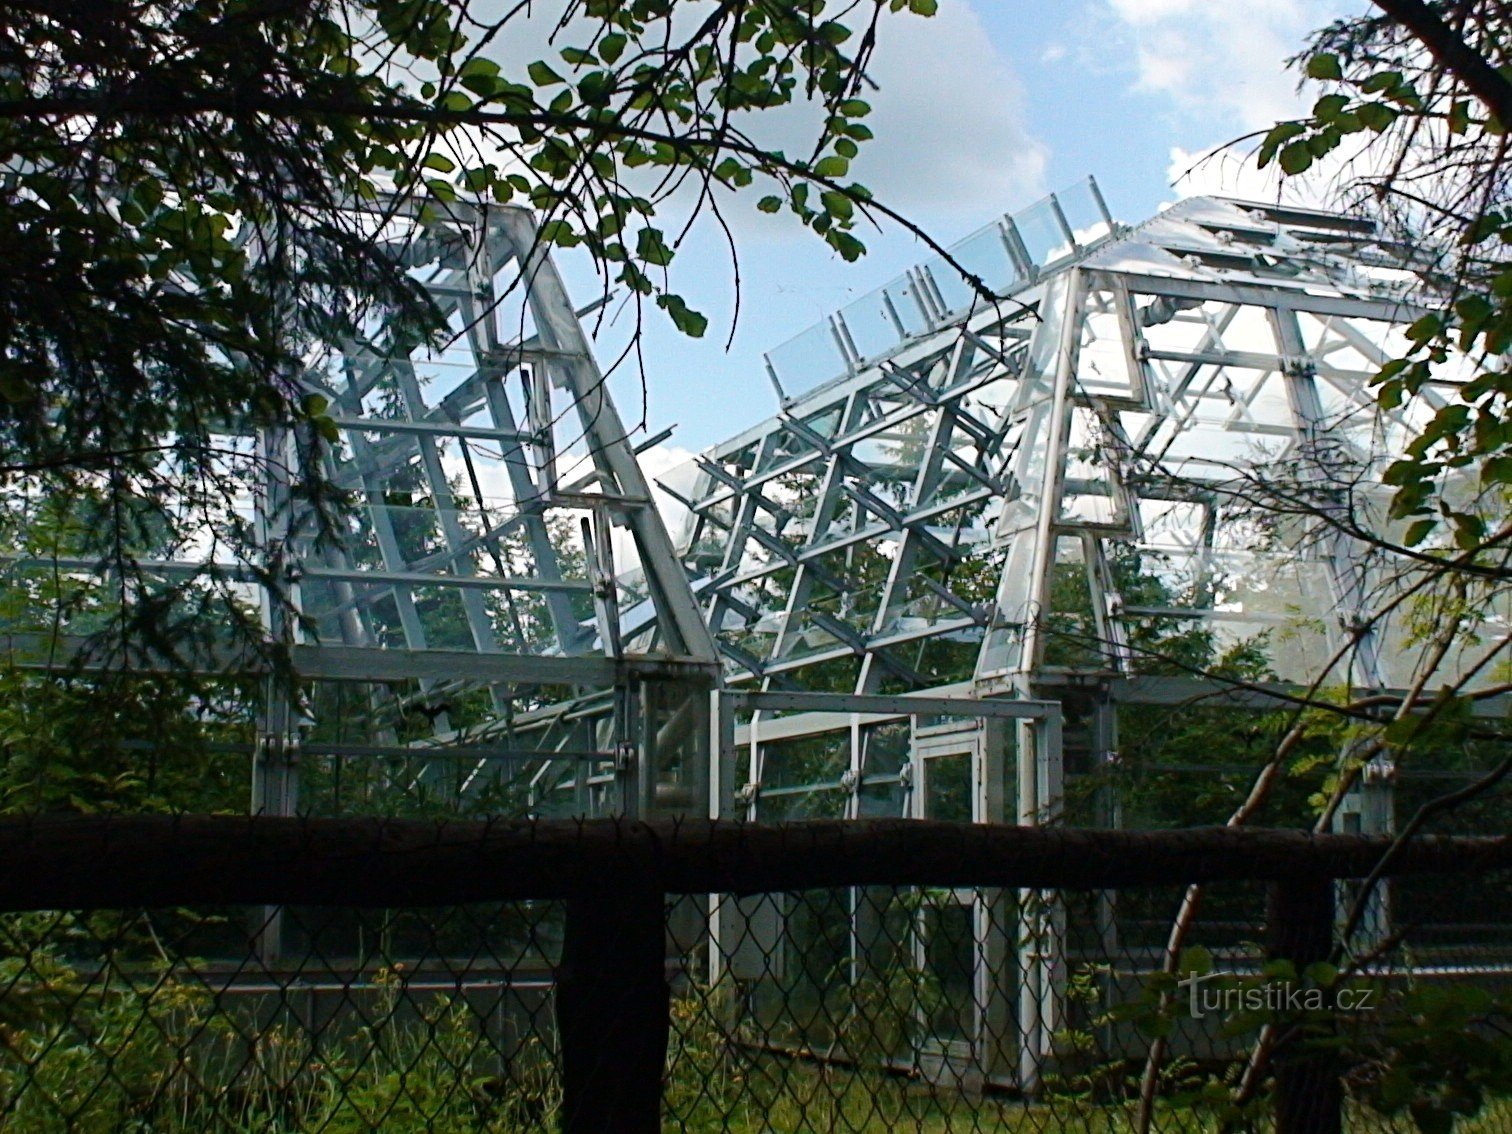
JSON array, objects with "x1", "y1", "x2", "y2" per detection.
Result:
[
  {"x1": 6, "y1": 181, "x2": 1505, "y2": 1094},
  {"x1": 4, "y1": 201, "x2": 722, "y2": 825},
  {"x1": 647, "y1": 180, "x2": 1503, "y2": 1087}
]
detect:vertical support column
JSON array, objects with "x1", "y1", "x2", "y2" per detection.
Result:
[
  {"x1": 252, "y1": 422, "x2": 299, "y2": 965},
  {"x1": 558, "y1": 877, "x2": 669, "y2": 1134},
  {"x1": 1015, "y1": 269, "x2": 1084, "y2": 675},
  {"x1": 707, "y1": 689, "x2": 737, "y2": 989},
  {"x1": 1333, "y1": 751, "x2": 1394, "y2": 952},
  {"x1": 251, "y1": 704, "x2": 300, "y2": 818},
  {"x1": 976, "y1": 717, "x2": 1013, "y2": 1081},
  {"x1": 1090, "y1": 693, "x2": 1121, "y2": 1038},
  {"x1": 1266, "y1": 875, "x2": 1342, "y2": 1134},
  {"x1": 1272, "y1": 304, "x2": 1384, "y2": 690},
  {"x1": 1015, "y1": 708, "x2": 1065, "y2": 1094},
  {"x1": 615, "y1": 679, "x2": 642, "y2": 819}
]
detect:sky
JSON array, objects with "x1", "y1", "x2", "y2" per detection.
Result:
[{"x1": 546, "y1": 0, "x2": 1366, "y2": 485}]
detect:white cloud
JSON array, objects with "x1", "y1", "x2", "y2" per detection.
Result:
[
  {"x1": 1165, "y1": 145, "x2": 1291, "y2": 202},
  {"x1": 1104, "y1": 0, "x2": 1356, "y2": 134},
  {"x1": 1101, "y1": 0, "x2": 1376, "y2": 206},
  {"x1": 852, "y1": 0, "x2": 1047, "y2": 216},
  {"x1": 720, "y1": 0, "x2": 1046, "y2": 226},
  {"x1": 1167, "y1": 127, "x2": 1389, "y2": 207}
]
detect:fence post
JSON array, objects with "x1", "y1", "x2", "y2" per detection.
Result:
[
  {"x1": 1266, "y1": 874, "x2": 1341, "y2": 1134},
  {"x1": 557, "y1": 875, "x2": 668, "y2": 1133}
]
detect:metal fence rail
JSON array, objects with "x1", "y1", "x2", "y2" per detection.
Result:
[{"x1": 0, "y1": 817, "x2": 1509, "y2": 1132}]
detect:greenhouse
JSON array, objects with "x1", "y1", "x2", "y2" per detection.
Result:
[
  {"x1": 4, "y1": 201, "x2": 723, "y2": 825},
  {"x1": 658, "y1": 178, "x2": 1494, "y2": 832},
  {"x1": 651, "y1": 181, "x2": 1511, "y2": 1087},
  {"x1": 4, "y1": 184, "x2": 1508, "y2": 1103}
]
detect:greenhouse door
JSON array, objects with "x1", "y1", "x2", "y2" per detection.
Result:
[{"x1": 909, "y1": 719, "x2": 1013, "y2": 1086}]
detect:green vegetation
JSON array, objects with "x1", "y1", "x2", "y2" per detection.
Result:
[{"x1": 6, "y1": 937, "x2": 1507, "y2": 1133}]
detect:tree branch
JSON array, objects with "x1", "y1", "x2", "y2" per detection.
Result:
[{"x1": 1371, "y1": 0, "x2": 1512, "y2": 123}]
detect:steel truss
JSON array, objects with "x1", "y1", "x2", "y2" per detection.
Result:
[
  {"x1": 663, "y1": 181, "x2": 1495, "y2": 1088},
  {"x1": 6, "y1": 202, "x2": 720, "y2": 824},
  {"x1": 260, "y1": 205, "x2": 723, "y2": 820}
]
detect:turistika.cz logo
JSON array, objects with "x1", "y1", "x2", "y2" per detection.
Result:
[{"x1": 1176, "y1": 970, "x2": 1376, "y2": 1019}]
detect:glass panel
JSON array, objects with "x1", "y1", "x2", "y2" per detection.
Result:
[
  {"x1": 1013, "y1": 198, "x2": 1075, "y2": 266},
  {"x1": 1059, "y1": 407, "x2": 1126, "y2": 527},
  {"x1": 765, "y1": 321, "x2": 849, "y2": 402},
  {"x1": 922, "y1": 900, "x2": 976, "y2": 1041},
  {"x1": 1054, "y1": 177, "x2": 1114, "y2": 245},
  {"x1": 923, "y1": 752, "x2": 972, "y2": 822},
  {"x1": 882, "y1": 276, "x2": 934, "y2": 336},
  {"x1": 1043, "y1": 536, "x2": 1114, "y2": 669},
  {"x1": 760, "y1": 730, "x2": 849, "y2": 791},
  {"x1": 837, "y1": 279, "x2": 910, "y2": 361},
  {"x1": 862, "y1": 720, "x2": 911, "y2": 776},
  {"x1": 1078, "y1": 291, "x2": 1138, "y2": 398},
  {"x1": 920, "y1": 221, "x2": 1018, "y2": 315}
]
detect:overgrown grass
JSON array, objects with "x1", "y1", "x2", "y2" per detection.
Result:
[{"x1": 2, "y1": 953, "x2": 1509, "y2": 1132}]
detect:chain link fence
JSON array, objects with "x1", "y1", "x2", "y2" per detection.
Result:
[{"x1": 0, "y1": 817, "x2": 1509, "y2": 1132}]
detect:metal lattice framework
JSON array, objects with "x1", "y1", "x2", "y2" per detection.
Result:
[
  {"x1": 660, "y1": 184, "x2": 1510, "y2": 1085},
  {"x1": 251, "y1": 204, "x2": 722, "y2": 820},
  {"x1": 5, "y1": 182, "x2": 1508, "y2": 1096},
  {"x1": 658, "y1": 185, "x2": 1500, "y2": 794},
  {"x1": 2, "y1": 202, "x2": 720, "y2": 822}
]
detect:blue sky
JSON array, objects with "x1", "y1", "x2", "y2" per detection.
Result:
[{"x1": 552, "y1": 0, "x2": 1363, "y2": 471}]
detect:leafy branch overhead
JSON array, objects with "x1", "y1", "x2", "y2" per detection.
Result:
[
  {"x1": 2, "y1": 0, "x2": 941, "y2": 348},
  {"x1": 0, "y1": 0, "x2": 941, "y2": 663},
  {"x1": 1256, "y1": 0, "x2": 1512, "y2": 553}
]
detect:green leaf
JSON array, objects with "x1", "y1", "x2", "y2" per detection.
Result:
[
  {"x1": 1313, "y1": 93, "x2": 1349, "y2": 120},
  {"x1": 1358, "y1": 100, "x2": 1398, "y2": 131},
  {"x1": 1304, "y1": 961, "x2": 1339, "y2": 987},
  {"x1": 909, "y1": 0, "x2": 938, "y2": 14},
  {"x1": 636, "y1": 227, "x2": 674, "y2": 267},
  {"x1": 422, "y1": 153, "x2": 456, "y2": 173},
  {"x1": 1179, "y1": 945, "x2": 1213, "y2": 976},
  {"x1": 1403, "y1": 518, "x2": 1436, "y2": 546},
  {"x1": 756, "y1": 195, "x2": 783, "y2": 214},
  {"x1": 1306, "y1": 53, "x2": 1343, "y2": 80},
  {"x1": 813, "y1": 155, "x2": 849, "y2": 179},
  {"x1": 540, "y1": 219, "x2": 580, "y2": 246},
  {"x1": 528, "y1": 60, "x2": 564, "y2": 87},
  {"x1": 820, "y1": 189, "x2": 854, "y2": 222},
  {"x1": 829, "y1": 230, "x2": 865, "y2": 261},
  {"x1": 0, "y1": 370, "x2": 32, "y2": 403},
  {"x1": 1258, "y1": 121, "x2": 1307, "y2": 167},
  {"x1": 658, "y1": 293, "x2": 708, "y2": 337},
  {"x1": 460, "y1": 57, "x2": 499, "y2": 81},
  {"x1": 1482, "y1": 455, "x2": 1512, "y2": 486},
  {"x1": 1279, "y1": 142, "x2": 1314, "y2": 175},
  {"x1": 1407, "y1": 313, "x2": 1444, "y2": 343},
  {"x1": 1383, "y1": 715, "x2": 1422, "y2": 746},
  {"x1": 598, "y1": 33, "x2": 627, "y2": 64}
]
